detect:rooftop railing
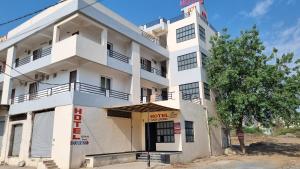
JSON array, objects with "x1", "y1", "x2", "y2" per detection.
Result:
[
  {"x1": 11, "y1": 82, "x2": 130, "y2": 104},
  {"x1": 107, "y1": 49, "x2": 130, "y2": 63},
  {"x1": 169, "y1": 13, "x2": 191, "y2": 24},
  {"x1": 145, "y1": 18, "x2": 167, "y2": 28}
]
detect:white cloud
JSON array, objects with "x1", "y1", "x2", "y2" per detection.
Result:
[
  {"x1": 249, "y1": 0, "x2": 274, "y2": 17},
  {"x1": 264, "y1": 18, "x2": 300, "y2": 59}
]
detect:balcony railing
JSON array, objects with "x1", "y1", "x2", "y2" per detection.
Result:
[
  {"x1": 140, "y1": 92, "x2": 175, "y2": 103},
  {"x1": 141, "y1": 30, "x2": 160, "y2": 45},
  {"x1": 11, "y1": 82, "x2": 130, "y2": 104},
  {"x1": 107, "y1": 49, "x2": 130, "y2": 63},
  {"x1": 15, "y1": 46, "x2": 52, "y2": 68},
  {"x1": 141, "y1": 64, "x2": 166, "y2": 77}
]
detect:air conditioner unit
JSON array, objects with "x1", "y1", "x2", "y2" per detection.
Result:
[{"x1": 34, "y1": 73, "x2": 45, "y2": 81}]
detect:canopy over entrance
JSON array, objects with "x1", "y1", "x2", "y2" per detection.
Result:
[{"x1": 106, "y1": 103, "x2": 179, "y2": 112}]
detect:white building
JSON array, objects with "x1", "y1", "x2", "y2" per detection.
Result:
[{"x1": 0, "y1": 0, "x2": 228, "y2": 168}]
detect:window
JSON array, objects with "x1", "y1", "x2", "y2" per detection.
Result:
[
  {"x1": 176, "y1": 24, "x2": 195, "y2": 43},
  {"x1": 185, "y1": 121, "x2": 194, "y2": 142},
  {"x1": 177, "y1": 52, "x2": 197, "y2": 71},
  {"x1": 156, "y1": 121, "x2": 175, "y2": 143},
  {"x1": 107, "y1": 42, "x2": 113, "y2": 50},
  {"x1": 201, "y1": 52, "x2": 208, "y2": 67},
  {"x1": 204, "y1": 82, "x2": 210, "y2": 100},
  {"x1": 179, "y1": 82, "x2": 200, "y2": 100},
  {"x1": 140, "y1": 58, "x2": 152, "y2": 72},
  {"x1": 199, "y1": 25, "x2": 206, "y2": 42},
  {"x1": 100, "y1": 76, "x2": 111, "y2": 90}
]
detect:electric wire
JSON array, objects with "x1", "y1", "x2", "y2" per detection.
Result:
[{"x1": 0, "y1": 0, "x2": 68, "y2": 27}]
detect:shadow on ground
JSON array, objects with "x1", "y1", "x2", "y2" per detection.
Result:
[{"x1": 231, "y1": 142, "x2": 300, "y2": 157}]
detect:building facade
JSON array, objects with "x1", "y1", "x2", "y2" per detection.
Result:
[{"x1": 0, "y1": 0, "x2": 228, "y2": 168}]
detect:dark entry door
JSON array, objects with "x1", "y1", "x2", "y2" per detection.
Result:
[
  {"x1": 29, "y1": 82, "x2": 37, "y2": 100},
  {"x1": 145, "y1": 123, "x2": 156, "y2": 152}
]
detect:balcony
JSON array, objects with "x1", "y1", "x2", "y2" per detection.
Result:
[
  {"x1": 107, "y1": 49, "x2": 132, "y2": 74},
  {"x1": 52, "y1": 34, "x2": 106, "y2": 65},
  {"x1": 140, "y1": 92, "x2": 175, "y2": 104},
  {"x1": 140, "y1": 64, "x2": 169, "y2": 87},
  {"x1": 11, "y1": 82, "x2": 130, "y2": 105},
  {"x1": 15, "y1": 46, "x2": 52, "y2": 68}
]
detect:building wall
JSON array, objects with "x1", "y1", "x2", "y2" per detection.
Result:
[
  {"x1": 69, "y1": 106, "x2": 141, "y2": 168},
  {"x1": 179, "y1": 101, "x2": 211, "y2": 162},
  {"x1": 78, "y1": 63, "x2": 131, "y2": 93}
]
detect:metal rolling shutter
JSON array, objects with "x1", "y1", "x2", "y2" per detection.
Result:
[
  {"x1": 11, "y1": 124, "x2": 23, "y2": 156},
  {"x1": 30, "y1": 111, "x2": 54, "y2": 157},
  {"x1": 0, "y1": 118, "x2": 5, "y2": 151}
]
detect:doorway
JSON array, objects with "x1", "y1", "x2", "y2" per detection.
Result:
[
  {"x1": 9, "y1": 124, "x2": 23, "y2": 157},
  {"x1": 145, "y1": 122, "x2": 157, "y2": 152},
  {"x1": 29, "y1": 82, "x2": 38, "y2": 100},
  {"x1": 30, "y1": 110, "x2": 54, "y2": 158}
]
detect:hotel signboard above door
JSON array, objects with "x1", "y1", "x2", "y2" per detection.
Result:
[{"x1": 149, "y1": 112, "x2": 178, "y2": 122}]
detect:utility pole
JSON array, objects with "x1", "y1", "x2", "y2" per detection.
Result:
[{"x1": 147, "y1": 111, "x2": 151, "y2": 167}]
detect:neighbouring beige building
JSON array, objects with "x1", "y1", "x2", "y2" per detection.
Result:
[{"x1": 0, "y1": 0, "x2": 229, "y2": 168}]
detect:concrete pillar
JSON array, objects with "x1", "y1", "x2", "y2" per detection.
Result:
[
  {"x1": 101, "y1": 28, "x2": 107, "y2": 46},
  {"x1": 1, "y1": 46, "x2": 16, "y2": 105},
  {"x1": 130, "y1": 42, "x2": 141, "y2": 104},
  {"x1": 53, "y1": 25, "x2": 60, "y2": 43}
]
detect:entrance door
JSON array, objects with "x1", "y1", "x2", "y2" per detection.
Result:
[
  {"x1": 9, "y1": 124, "x2": 23, "y2": 157},
  {"x1": 29, "y1": 82, "x2": 37, "y2": 100},
  {"x1": 30, "y1": 110, "x2": 54, "y2": 157},
  {"x1": 0, "y1": 117, "x2": 5, "y2": 152},
  {"x1": 145, "y1": 123, "x2": 157, "y2": 152},
  {"x1": 69, "y1": 70, "x2": 77, "y2": 83}
]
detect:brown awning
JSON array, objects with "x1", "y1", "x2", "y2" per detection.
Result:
[{"x1": 106, "y1": 103, "x2": 179, "y2": 112}]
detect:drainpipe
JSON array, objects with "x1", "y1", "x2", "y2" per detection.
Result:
[
  {"x1": 204, "y1": 108, "x2": 212, "y2": 156},
  {"x1": 147, "y1": 111, "x2": 151, "y2": 167}
]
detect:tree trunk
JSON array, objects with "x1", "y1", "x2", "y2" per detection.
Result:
[{"x1": 236, "y1": 126, "x2": 246, "y2": 154}]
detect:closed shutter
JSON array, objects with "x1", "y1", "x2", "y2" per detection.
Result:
[
  {"x1": 30, "y1": 111, "x2": 54, "y2": 157},
  {"x1": 0, "y1": 117, "x2": 5, "y2": 151},
  {"x1": 10, "y1": 124, "x2": 23, "y2": 156}
]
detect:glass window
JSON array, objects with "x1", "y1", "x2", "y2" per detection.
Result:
[
  {"x1": 185, "y1": 121, "x2": 194, "y2": 142},
  {"x1": 199, "y1": 25, "x2": 206, "y2": 42},
  {"x1": 156, "y1": 121, "x2": 175, "y2": 143},
  {"x1": 176, "y1": 24, "x2": 195, "y2": 43},
  {"x1": 204, "y1": 82, "x2": 210, "y2": 100},
  {"x1": 100, "y1": 76, "x2": 111, "y2": 90},
  {"x1": 179, "y1": 82, "x2": 200, "y2": 100},
  {"x1": 177, "y1": 52, "x2": 198, "y2": 71},
  {"x1": 201, "y1": 52, "x2": 208, "y2": 67}
]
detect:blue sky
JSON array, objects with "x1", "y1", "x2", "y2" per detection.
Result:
[{"x1": 0, "y1": 0, "x2": 299, "y2": 58}]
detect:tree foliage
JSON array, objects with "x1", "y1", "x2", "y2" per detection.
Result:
[{"x1": 207, "y1": 26, "x2": 300, "y2": 132}]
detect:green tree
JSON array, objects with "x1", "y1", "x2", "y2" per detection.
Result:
[{"x1": 206, "y1": 26, "x2": 300, "y2": 153}]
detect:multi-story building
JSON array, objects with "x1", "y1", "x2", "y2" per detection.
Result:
[{"x1": 0, "y1": 0, "x2": 228, "y2": 168}]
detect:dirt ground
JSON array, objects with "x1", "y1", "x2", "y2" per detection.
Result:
[{"x1": 160, "y1": 134, "x2": 300, "y2": 169}]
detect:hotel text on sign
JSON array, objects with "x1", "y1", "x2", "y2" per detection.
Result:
[
  {"x1": 149, "y1": 112, "x2": 178, "y2": 122},
  {"x1": 180, "y1": 0, "x2": 204, "y2": 7},
  {"x1": 71, "y1": 108, "x2": 89, "y2": 145}
]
